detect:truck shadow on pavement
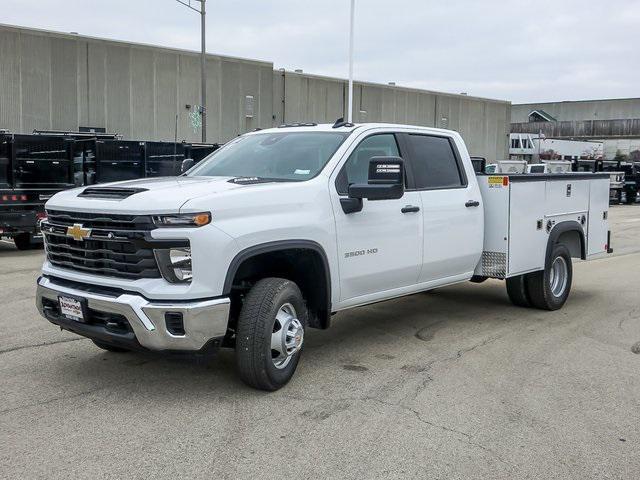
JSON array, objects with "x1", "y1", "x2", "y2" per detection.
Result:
[{"x1": 44, "y1": 279, "x2": 594, "y2": 396}]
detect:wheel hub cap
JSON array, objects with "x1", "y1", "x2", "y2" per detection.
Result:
[
  {"x1": 271, "y1": 303, "x2": 303, "y2": 369},
  {"x1": 549, "y1": 256, "x2": 568, "y2": 297}
]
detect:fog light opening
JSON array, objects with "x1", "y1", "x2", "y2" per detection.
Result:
[
  {"x1": 165, "y1": 312, "x2": 185, "y2": 336},
  {"x1": 155, "y1": 247, "x2": 193, "y2": 284}
]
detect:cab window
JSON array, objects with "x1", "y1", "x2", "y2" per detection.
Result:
[
  {"x1": 336, "y1": 134, "x2": 400, "y2": 195},
  {"x1": 406, "y1": 134, "x2": 466, "y2": 190}
]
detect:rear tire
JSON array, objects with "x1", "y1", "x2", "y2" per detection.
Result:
[
  {"x1": 235, "y1": 278, "x2": 307, "y2": 391},
  {"x1": 92, "y1": 340, "x2": 129, "y2": 352},
  {"x1": 13, "y1": 233, "x2": 42, "y2": 250},
  {"x1": 506, "y1": 274, "x2": 531, "y2": 307},
  {"x1": 526, "y1": 244, "x2": 572, "y2": 311}
]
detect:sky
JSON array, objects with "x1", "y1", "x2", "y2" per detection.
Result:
[{"x1": 3, "y1": 0, "x2": 638, "y2": 104}]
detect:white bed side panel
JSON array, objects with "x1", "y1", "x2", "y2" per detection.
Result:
[
  {"x1": 587, "y1": 178, "x2": 610, "y2": 256},
  {"x1": 508, "y1": 182, "x2": 547, "y2": 275}
]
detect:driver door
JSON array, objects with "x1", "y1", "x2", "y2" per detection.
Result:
[{"x1": 330, "y1": 133, "x2": 423, "y2": 304}]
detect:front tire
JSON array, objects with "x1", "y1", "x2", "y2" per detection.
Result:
[
  {"x1": 235, "y1": 278, "x2": 307, "y2": 391},
  {"x1": 526, "y1": 244, "x2": 573, "y2": 311}
]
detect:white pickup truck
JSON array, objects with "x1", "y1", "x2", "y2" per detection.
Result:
[{"x1": 36, "y1": 122, "x2": 612, "y2": 390}]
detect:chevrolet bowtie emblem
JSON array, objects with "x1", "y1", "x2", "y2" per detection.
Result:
[{"x1": 66, "y1": 223, "x2": 92, "y2": 242}]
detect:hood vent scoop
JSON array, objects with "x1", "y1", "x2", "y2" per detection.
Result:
[{"x1": 78, "y1": 187, "x2": 148, "y2": 199}]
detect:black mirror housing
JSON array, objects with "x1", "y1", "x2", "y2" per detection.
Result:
[
  {"x1": 181, "y1": 158, "x2": 195, "y2": 174},
  {"x1": 348, "y1": 156, "x2": 405, "y2": 201}
]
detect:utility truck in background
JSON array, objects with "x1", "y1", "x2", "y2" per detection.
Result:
[{"x1": 36, "y1": 122, "x2": 612, "y2": 390}]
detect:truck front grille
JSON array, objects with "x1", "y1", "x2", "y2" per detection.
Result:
[{"x1": 43, "y1": 210, "x2": 161, "y2": 280}]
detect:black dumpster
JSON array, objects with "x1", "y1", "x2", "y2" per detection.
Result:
[
  {"x1": 95, "y1": 140, "x2": 145, "y2": 183},
  {"x1": 145, "y1": 141, "x2": 187, "y2": 177}
]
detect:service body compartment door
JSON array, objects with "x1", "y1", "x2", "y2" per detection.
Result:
[
  {"x1": 587, "y1": 178, "x2": 610, "y2": 256},
  {"x1": 545, "y1": 180, "x2": 589, "y2": 215},
  {"x1": 508, "y1": 181, "x2": 547, "y2": 275}
]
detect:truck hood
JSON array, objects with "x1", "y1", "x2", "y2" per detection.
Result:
[{"x1": 45, "y1": 176, "x2": 249, "y2": 214}]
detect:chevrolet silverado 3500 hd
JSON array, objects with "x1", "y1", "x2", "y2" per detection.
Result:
[{"x1": 36, "y1": 123, "x2": 612, "y2": 390}]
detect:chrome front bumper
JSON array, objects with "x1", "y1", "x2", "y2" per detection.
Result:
[{"x1": 36, "y1": 276, "x2": 230, "y2": 351}]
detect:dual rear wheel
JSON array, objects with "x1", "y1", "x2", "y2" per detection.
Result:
[{"x1": 506, "y1": 243, "x2": 572, "y2": 311}]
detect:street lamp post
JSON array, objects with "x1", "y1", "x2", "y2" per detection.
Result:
[
  {"x1": 347, "y1": 0, "x2": 355, "y2": 123},
  {"x1": 176, "y1": 0, "x2": 207, "y2": 142}
]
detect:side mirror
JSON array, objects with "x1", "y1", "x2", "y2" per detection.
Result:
[
  {"x1": 470, "y1": 156, "x2": 486, "y2": 174},
  {"x1": 348, "y1": 157, "x2": 405, "y2": 201},
  {"x1": 181, "y1": 158, "x2": 195, "y2": 174}
]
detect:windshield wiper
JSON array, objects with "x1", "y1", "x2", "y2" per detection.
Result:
[{"x1": 227, "y1": 176, "x2": 298, "y2": 185}]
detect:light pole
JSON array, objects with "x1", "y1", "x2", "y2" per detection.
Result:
[
  {"x1": 347, "y1": 0, "x2": 355, "y2": 123},
  {"x1": 176, "y1": 0, "x2": 207, "y2": 142}
]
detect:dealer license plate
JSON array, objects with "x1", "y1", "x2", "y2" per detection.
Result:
[{"x1": 58, "y1": 296, "x2": 85, "y2": 322}]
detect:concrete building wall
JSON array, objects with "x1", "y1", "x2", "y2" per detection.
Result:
[
  {"x1": 1, "y1": 24, "x2": 509, "y2": 160},
  {"x1": 0, "y1": 24, "x2": 273, "y2": 143},
  {"x1": 274, "y1": 71, "x2": 511, "y2": 160},
  {"x1": 512, "y1": 98, "x2": 640, "y2": 123}
]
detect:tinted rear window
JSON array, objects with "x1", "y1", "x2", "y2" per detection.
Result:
[{"x1": 407, "y1": 135, "x2": 464, "y2": 189}]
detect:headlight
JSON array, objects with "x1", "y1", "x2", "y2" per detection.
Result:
[
  {"x1": 155, "y1": 247, "x2": 193, "y2": 283},
  {"x1": 152, "y1": 212, "x2": 211, "y2": 227}
]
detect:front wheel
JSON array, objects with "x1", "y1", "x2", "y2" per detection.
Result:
[
  {"x1": 235, "y1": 278, "x2": 307, "y2": 391},
  {"x1": 526, "y1": 244, "x2": 573, "y2": 311}
]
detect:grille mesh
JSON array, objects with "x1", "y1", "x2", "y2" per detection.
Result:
[{"x1": 43, "y1": 210, "x2": 160, "y2": 280}]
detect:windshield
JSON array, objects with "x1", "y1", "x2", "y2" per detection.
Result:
[{"x1": 187, "y1": 131, "x2": 349, "y2": 181}]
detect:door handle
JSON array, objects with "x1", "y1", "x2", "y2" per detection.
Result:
[
  {"x1": 401, "y1": 205, "x2": 420, "y2": 214},
  {"x1": 465, "y1": 200, "x2": 480, "y2": 208}
]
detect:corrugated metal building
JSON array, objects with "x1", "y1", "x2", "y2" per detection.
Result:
[
  {"x1": 0, "y1": 23, "x2": 510, "y2": 159},
  {"x1": 511, "y1": 99, "x2": 640, "y2": 159},
  {"x1": 511, "y1": 98, "x2": 640, "y2": 123}
]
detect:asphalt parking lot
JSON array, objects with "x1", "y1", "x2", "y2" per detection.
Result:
[{"x1": 1, "y1": 207, "x2": 639, "y2": 479}]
